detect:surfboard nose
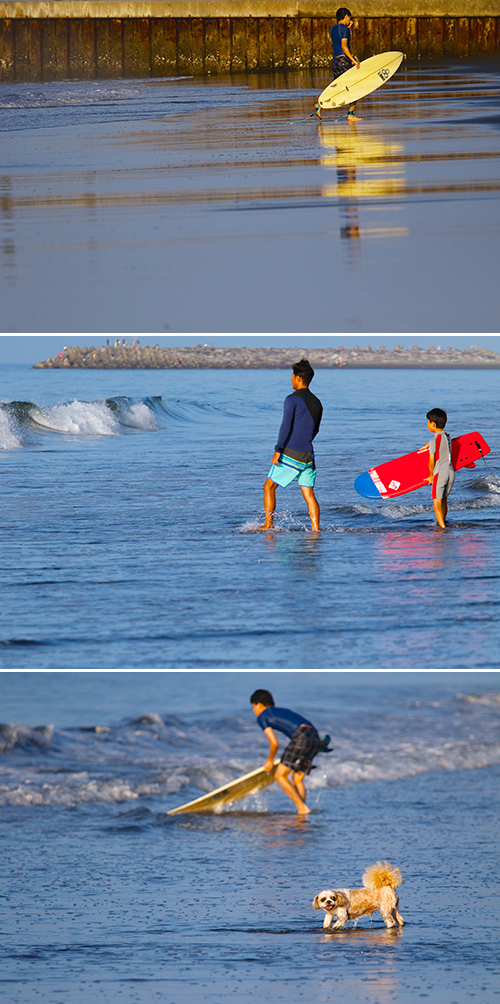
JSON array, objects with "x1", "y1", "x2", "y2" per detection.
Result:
[{"x1": 354, "y1": 470, "x2": 382, "y2": 499}]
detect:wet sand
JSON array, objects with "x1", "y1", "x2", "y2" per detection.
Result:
[{"x1": 1, "y1": 59, "x2": 500, "y2": 333}]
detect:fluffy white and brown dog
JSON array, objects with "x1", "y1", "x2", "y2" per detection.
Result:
[{"x1": 312, "y1": 861, "x2": 404, "y2": 930}]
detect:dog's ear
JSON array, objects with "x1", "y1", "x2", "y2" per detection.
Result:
[
  {"x1": 312, "y1": 895, "x2": 321, "y2": 910},
  {"x1": 334, "y1": 893, "x2": 348, "y2": 908}
]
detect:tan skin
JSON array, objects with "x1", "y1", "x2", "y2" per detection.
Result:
[
  {"x1": 426, "y1": 419, "x2": 448, "y2": 528},
  {"x1": 259, "y1": 373, "x2": 320, "y2": 532},
  {"x1": 252, "y1": 702, "x2": 311, "y2": 815}
]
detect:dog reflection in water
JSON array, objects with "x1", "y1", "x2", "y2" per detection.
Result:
[{"x1": 312, "y1": 861, "x2": 404, "y2": 930}]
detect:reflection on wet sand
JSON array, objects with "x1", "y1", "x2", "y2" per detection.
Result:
[
  {"x1": 1, "y1": 63, "x2": 500, "y2": 331},
  {"x1": 319, "y1": 120, "x2": 409, "y2": 248}
]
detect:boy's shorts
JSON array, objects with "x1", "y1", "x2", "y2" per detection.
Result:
[
  {"x1": 268, "y1": 455, "x2": 316, "y2": 489},
  {"x1": 432, "y1": 467, "x2": 455, "y2": 500},
  {"x1": 281, "y1": 725, "x2": 321, "y2": 775},
  {"x1": 331, "y1": 54, "x2": 352, "y2": 78}
]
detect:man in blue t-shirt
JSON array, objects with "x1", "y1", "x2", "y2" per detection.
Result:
[
  {"x1": 259, "y1": 359, "x2": 323, "y2": 532},
  {"x1": 251, "y1": 688, "x2": 328, "y2": 814},
  {"x1": 314, "y1": 7, "x2": 362, "y2": 120}
]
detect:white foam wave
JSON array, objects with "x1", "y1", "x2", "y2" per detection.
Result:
[
  {"x1": 119, "y1": 402, "x2": 159, "y2": 431},
  {"x1": 0, "y1": 410, "x2": 23, "y2": 450},
  {"x1": 307, "y1": 740, "x2": 500, "y2": 790},
  {"x1": 0, "y1": 769, "x2": 187, "y2": 807},
  {"x1": 32, "y1": 400, "x2": 120, "y2": 436}
]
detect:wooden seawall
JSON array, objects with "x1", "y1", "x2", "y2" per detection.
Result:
[{"x1": 1, "y1": 2, "x2": 500, "y2": 81}]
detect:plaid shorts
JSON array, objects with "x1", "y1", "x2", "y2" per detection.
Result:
[
  {"x1": 281, "y1": 725, "x2": 321, "y2": 775},
  {"x1": 331, "y1": 54, "x2": 353, "y2": 79}
]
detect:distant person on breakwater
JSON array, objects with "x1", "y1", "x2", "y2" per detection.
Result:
[
  {"x1": 314, "y1": 7, "x2": 362, "y2": 121},
  {"x1": 251, "y1": 689, "x2": 329, "y2": 815},
  {"x1": 426, "y1": 408, "x2": 455, "y2": 528},
  {"x1": 259, "y1": 359, "x2": 323, "y2": 532}
]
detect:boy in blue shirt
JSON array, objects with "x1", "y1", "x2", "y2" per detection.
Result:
[
  {"x1": 315, "y1": 8, "x2": 362, "y2": 120},
  {"x1": 251, "y1": 689, "x2": 326, "y2": 814}
]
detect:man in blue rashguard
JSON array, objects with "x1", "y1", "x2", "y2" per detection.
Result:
[
  {"x1": 251, "y1": 689, "x2": 327, "y2": 814},
  {"x1": 259, "y1": 359, "x2": 323, "y2": 531},
  {"x1": 315, "y1": 7, "x2": 362, "y2": 120}
]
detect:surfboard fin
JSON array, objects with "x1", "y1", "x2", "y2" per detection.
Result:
[{"x1": 319, "y1": 734, "x2": 332, "y2": 752}]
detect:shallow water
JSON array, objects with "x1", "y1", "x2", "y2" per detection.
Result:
[
  {"x1": 1, "y1": 60, "x2": 500, "y2": 332},
  {"x1": 1, "y1": 671, "x2": 499, "y2": 1004},
  {"x1": 1, "y1": 362, "x2": 499, "y2": 669}
]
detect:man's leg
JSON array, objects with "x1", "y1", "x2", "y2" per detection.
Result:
[
  {"x1": 292, "y1": 770, "x2": 307, "y2": 802},
  {"x1": 348, "y1": 102, "x2": 363, "y2": 121},
  {"x1": 259, "y1": 478, "x2": 278, "y2": 529},
  {"x1": 300, "y1": 486, "x2": 320, "y2": 531},
  {"x1": 275, "y1": 763, "x2": 311, "y2": 814}
]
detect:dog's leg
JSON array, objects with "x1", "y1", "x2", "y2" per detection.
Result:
[
  {"x1": 331, "y1": 908, "x2": 348, "y2": 930},
  {"x1": 323, "y1": 912, "x2": 333, "y2": 929},
  {"x1": 394, "y1": 909, "x2": 404, "y2": 926}
]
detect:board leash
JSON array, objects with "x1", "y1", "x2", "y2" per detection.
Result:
[{"x1": 475, "y1": 440, "x2": 500, "y2": 484}]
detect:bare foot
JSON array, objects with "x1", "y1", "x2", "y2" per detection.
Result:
[
  {"x1": 298, "y1": 805, "x2": 312, "y2": 815},
  {"x1": 348, "y1": 113, "x2": 364, "y2": 121}
]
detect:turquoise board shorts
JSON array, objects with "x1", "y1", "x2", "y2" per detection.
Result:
[{"x1": 268, "y1": 454, "x2": 316, "y2": 488}]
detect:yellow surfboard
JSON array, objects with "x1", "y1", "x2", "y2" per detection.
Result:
[
  {"x1": 317, "y1": 51, "x2": 404, "y2": 110},
  {"x1": 167, "y1": 760, "x2": 280, "y2": 815}
]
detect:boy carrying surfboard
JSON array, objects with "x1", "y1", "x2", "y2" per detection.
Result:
[
  {"x1": 314, "y1": 8, "x2": 362, "y2": 121},
  {"x1": 251, "y1": 689, "x2": 329, "y2": 815},
  {"x1": 426, "y1": 408, "x2": 455, "y2": 528}
]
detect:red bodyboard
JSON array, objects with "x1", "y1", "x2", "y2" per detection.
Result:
[{"x1": 356, "y1": 432, "x2": 490, "y2": 500}]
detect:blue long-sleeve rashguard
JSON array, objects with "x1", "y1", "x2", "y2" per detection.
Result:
[{"x1": 275, "y1": 389, "x2": 323, "y2": 463}]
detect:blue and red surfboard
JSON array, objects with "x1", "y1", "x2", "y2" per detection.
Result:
[{"x1": 354, "y1": 432, "x2": 490, "y2": 500}]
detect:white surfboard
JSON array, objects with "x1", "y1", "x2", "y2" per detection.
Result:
[
  {"x1": 166, "y1": 760, "x2": 280, "y2": 815},
  {"x1": 317, "y1": 51, "x2": 404, "y2": 110}
]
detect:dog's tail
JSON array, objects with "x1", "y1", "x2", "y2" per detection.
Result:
[{"x1": 362, "y1": 861, "x2": 402, "y2": 890}]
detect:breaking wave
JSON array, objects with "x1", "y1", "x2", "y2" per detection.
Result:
[{"x1": 0, "y1": 395, "x2": 221, "y2": 446}]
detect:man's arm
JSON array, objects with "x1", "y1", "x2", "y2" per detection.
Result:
[
  {"x1": 274, "y1": 396, "x2": 295, "y2": 456},
  {"x1": 263, "y1": 726, "x2": 279, "y2": 772},
  {"x1": 341, "y1": 26, "x2": 360, "y2": 68}
]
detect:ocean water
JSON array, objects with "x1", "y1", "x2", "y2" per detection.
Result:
[
  {"x1": 1, "y1": 671, "x2": 499, "y2": 1004},
  {"x1": 1, "y1": 61, "x2": 500, "y2": 332},
  {"x1": 0, "y1": 360, "x2": 499, "y2": 670}
]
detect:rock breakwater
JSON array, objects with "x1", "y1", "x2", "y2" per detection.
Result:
[{"x1": 33, "y1": 342, "x2": 500, "y2": 370}]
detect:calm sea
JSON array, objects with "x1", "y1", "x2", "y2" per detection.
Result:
[
  {"x1": 1, "y1": 361, "x2": 499, "y2": 669},
  {"x1": 1, "y1": 671, "x2": 499, "y2": 1004}
]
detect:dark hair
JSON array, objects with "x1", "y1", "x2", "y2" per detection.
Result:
[
  {"x1": 426, "y1": 408, "x2": 447, "y2": 429},
  {"x1": 250, "y1": 689, "x2": 274, "y2": 707},
  {"x1": 293, "y1": 358, "x2": 315, "y2": 385},
  {"x1": 336, "y1": 8, "x2": 352, "y2": 20}
]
